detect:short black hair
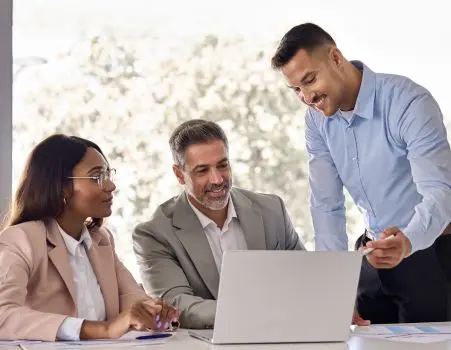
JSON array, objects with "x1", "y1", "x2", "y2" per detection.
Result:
[
  {"x1": 271, "y1": 23, "x2": 336, "y2": 70},
  {"x1": 169, "y1": 119, "x2": 229, "y2": 168}
]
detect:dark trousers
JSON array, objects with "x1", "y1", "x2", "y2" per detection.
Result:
[{"x1": 355, "y1": 231, "x2": 451, "y2": 323}]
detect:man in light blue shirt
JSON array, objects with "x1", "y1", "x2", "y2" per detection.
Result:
[{"x1": 271, "y1": 23, "x2": 451, "y2": 323}]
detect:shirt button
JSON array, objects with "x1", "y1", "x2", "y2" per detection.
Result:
[{"x1": 352, "y1": 157, "x2": 357, "y2": 161}]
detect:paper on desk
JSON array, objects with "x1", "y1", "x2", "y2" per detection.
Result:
[
  {"x1": 352, "y1": 325, "x2": 451, "y2": 343},
  {"x1": 19, "y1": 331, "x2": 173, "y2": 349},
  {"x1": 0, "y1": 340, "x2": 43, "y2": 346},
  {"x1": 386, "y1": 333, "x2": 451, "y2": 343}
]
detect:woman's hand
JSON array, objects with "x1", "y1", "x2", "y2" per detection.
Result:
[{"x1": 105, "y1": 299, "x2": 162, "y2": 338}]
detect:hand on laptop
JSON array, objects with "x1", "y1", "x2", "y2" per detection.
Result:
[
  {"x1": 359, "y1": 227, "x2": 412, "y2": 269},
  {"x1": 352, "y1": 309, "x2": 370, "y2": 326}
]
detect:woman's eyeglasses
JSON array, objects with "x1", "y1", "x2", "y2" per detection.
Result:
[{"x1": 67, "y1": 168, "x2": 116, "y2": 189}]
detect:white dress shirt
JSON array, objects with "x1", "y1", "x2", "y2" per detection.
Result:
[
  {"x1": 56, "y1": 224, "x2": 106, "y2": 341},
  {"x1": 188, "y1": 196, "x2": 248, "y2": 272}
]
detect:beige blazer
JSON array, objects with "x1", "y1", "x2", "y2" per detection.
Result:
[
  {"x1": 0, "y1": 219, "x2": 146, "y2": 341},
  {"x1": 133, "y1": 188, "x2": 304, "y2": 329}
]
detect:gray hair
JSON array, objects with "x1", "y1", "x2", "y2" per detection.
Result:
[{"x1": 169, "y1": 119, "x2": 229, "y2": 168}]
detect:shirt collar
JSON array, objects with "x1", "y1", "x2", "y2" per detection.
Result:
[
  {"x1": 187, "y1": 194, "x2": 237, "y2": 229},
  {"x1": 350, "y1": 60, "x2": 376, "y2": 120},
  {"x1": 57, "y1": 223, "x2": 93, "y2": 255}
]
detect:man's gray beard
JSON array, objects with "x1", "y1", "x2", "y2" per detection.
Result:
[
  {"x1": 203, "y1": 191, "x2": 230, "y2": 210},
  {"x1": 186, "y1": 187, "x2": 231, "y2": 211}
]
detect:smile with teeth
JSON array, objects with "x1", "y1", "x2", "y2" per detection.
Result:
[
  {"x1": 209, "y1": 187, "x2": 225, "y2": 193},
  {"x1": 207, "y1": 186, "x2": 227, "y2": 197},
  {"x1": 314, "y1": 96, "x2": 326, "y2": 109}
]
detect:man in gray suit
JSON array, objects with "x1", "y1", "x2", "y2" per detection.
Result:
[{"x1": 133, "y1": 119, "x2": 304, "y2": 329}]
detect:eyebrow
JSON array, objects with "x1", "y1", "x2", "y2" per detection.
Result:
[
  {"x1": 300, "y1": 71, "x2": 315, "y2": 85},
  {"x1": 87, "y1": 165, "x2": 108, "y2": 174},
  {"x1": 287, "y1": 71, "x2": 316, "y2": 90},
  {"x1": 191, "y1": 158, "x2": 228, "y2": 172}
]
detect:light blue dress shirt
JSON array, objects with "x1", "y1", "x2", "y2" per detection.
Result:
[{"x1": 306, "y1": 61, "x2": 451, "y2": 254}]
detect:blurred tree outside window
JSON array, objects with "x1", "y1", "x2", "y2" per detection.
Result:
[{"x1": 13, "y1": 1, "x2": 364, "y2": 279}]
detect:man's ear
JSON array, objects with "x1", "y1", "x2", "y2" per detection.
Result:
[
  {"x1": 172, "y1": 164, "x2": 186, "y2": 185},
  {"x1": 329, "y1": 46, "x2": 343, "y2": 69}
]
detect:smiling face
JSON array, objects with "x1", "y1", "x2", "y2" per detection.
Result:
[
  {"x1": 281, "y1": 46, "x2": 347, "y2": 116},
  {"x1": 173, "y1": 140, "x2": 232, "y2": 211},
  {"x1": 65, "y1": 147, "x2": 116, "y2": 220}
]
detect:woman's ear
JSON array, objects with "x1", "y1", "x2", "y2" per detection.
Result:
[{"x1": 62, "y1": 186, "x2": 72, "y2": 205}]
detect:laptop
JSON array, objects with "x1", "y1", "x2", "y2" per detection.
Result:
[{"x1": 189, "y1": 250, "x2": 362, "y2": 344}]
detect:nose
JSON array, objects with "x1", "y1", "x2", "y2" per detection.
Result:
[
  {"x1": 209, "y1": 168, "x2": 223, "y2": 185},
  {"x1": 302, "y1": 90, "x2": 316, "y2": 105},
  {"x1": 103, "y1": 178, "x2": 116, "y2": 192}
]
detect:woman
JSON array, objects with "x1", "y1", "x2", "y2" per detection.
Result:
[{"x1": 0, "y1": 134, "x2": 177, "y2": 341}]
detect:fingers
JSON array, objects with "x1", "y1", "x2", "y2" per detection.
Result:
[
  {"x1": 366, "y1": 255, "x2": 398, "y2": 269},
  {"x1": 366, "y1": 246, "x2": 401, "y2": 268},
  {"x1": 148, "y1": 298, "x2": 167, "y2": 330},
  {"x1": 366, "y1": 232, "x2": 401, "y2": 250},
  {"x1": 364, "y1": 229, "x2": 408, "y2": 268},
  {"x1": 158, "y1": 298, "x2": 170, "y2": 324},
  {"x1": 129, "y1": 313, "x2": 153, "y2": 331},
  {"x1": 135, "y1": 306, "x2": 158, "y2": 330},
  {"x1": 363, "y1": 228, "x2": 412, "y2": 262},
  {"x1": 168, "y1": 306, "x2": 179, "y2": 322},
  {"x1": 352, "y1": 310, "x2": 371, "y2": 326},
  {"x1": 356, "y1": 318, "x2": 371, "y2": 326},
  {"x1": 367, "y1": 251, "x2": 402, "y2": 268},
  {"x1": 142, "y1": 299, "x2": 162, "y2": 313},
  {"x1": 145, "y1": 298, "x2": 179, "y2": 331},
  {"x1": 367, "y1": 246, "x2": 398, "y2": 259},
  {"x1": 380, "y1": 227, "x2": 399, "y2": 238},
  {"x1": 121, "y1": 298, "x2": 178, "y2": 334},
  {"x1": 128, "y1": 300, "x2": 162, "y2": 331}
]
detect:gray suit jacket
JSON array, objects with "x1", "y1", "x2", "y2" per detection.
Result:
[{"x1": 133, "y1": 188, "x2": 304, "y2": 329}]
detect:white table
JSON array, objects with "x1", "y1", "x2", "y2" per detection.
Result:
[
  {"x1": 12, "y1": 323, "x2": 451, "y2": 350},
  {"x1": 159, "y1": 328, "x2": 451, "y2": 350}
]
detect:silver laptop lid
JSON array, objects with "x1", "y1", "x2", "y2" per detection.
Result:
[{"x1": 212, "y1": 250, "x2": 362, "y2": 344}]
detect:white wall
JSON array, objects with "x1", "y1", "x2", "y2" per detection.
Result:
[{"x1": 0, "y1": 0, "x2": 13, "y2": 217}]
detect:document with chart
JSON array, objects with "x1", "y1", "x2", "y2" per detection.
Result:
[{"x1": 352, "y1": 325, "x2": 451, "y2": 343}]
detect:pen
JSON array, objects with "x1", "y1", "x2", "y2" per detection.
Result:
[
  {"x1": 136, "y1": 333, "x2": 173, "y2": 340},
  {"x1": 362, "y1": 234, "x2": 395, "y2": 256}
]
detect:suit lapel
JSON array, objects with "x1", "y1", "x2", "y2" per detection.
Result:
[
  {"x1": 46, "y1": 220, "x2": 119, "y2": 319},
  {"x1": 46, "y1": 219, "x2": 78, "y2": 307},
  {"x1": 87, "y1": 228, "x2": 119, "y2": 319},
  {"x1": 172, "y1": 194, "x2": 220, "y2": 299},
  {"x1": 232, "y1": 189, "x2": 267, "y2": 250}
]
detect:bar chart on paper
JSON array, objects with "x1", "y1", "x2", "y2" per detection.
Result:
[{"x1": 352, "y1": 325, "x2": 451, "y2": 343}]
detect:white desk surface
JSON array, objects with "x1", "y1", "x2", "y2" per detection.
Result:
[{"x1": 7, "y1": 323, "x2": 451, "y2": 350}]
